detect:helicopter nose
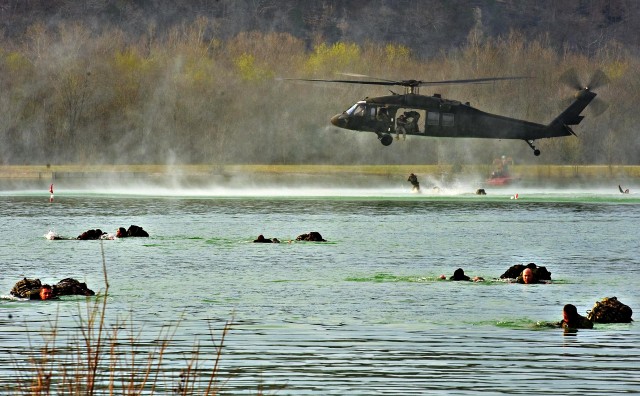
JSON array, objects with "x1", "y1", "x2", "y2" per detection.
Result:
[{"x1": 331, "y1": 113, "x2": 347, "y2": 128}]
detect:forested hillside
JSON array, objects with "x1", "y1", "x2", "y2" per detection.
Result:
[{"x1": 0, "y1": 0, "x2": 638, "y2": 166}]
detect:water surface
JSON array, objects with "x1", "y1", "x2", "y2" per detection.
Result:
[{"x1": 1, "y1": 185, "x2": 639, "y2": 394}]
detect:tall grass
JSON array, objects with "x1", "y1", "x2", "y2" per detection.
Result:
[{"x1": 8, "y1": 241, "x2": 248, "y2": 395}]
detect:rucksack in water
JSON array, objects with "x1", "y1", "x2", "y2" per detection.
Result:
[
  {"x1": 10, "y1": 278, "x2": 42, "y2": 298},
  {"x1": 587, "y1": 297, "x2": 633, "y2": 323}
]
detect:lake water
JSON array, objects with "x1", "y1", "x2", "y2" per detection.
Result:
[{"x1": 1, "y1": 180, "x2": 639, "y2": 394}]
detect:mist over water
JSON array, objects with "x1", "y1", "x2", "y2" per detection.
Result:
[{"x1": 1, "y1": 172, "x2": 635, "y2": 200}]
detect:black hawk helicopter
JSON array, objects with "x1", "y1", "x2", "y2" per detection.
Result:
[{"x1": 290, "y1": 69, "x2": 608, "y2": 156}]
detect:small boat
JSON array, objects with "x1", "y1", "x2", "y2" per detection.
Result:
[
  {"x1": 488, "y1": 155, "x2": 516, "y2": 186},
  {"x1": 486, "y1": 175, "x2": 517, "y2": 186}
]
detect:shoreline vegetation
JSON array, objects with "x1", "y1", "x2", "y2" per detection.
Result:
[
  {"x1": 1, "y1": 164, "x2": 639, "y2": 182},
  {"x1": 9, "y1": 242, "x2": 242, "y2": 395},
  {"x1": 0, "y1": 15, "x2": 639, "y2": 166}
]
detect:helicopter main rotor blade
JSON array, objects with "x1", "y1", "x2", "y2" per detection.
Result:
[
  {"x1": 416, "y1": 76, "x2": 530, "y2": 86},
  {"x1": 285, "y1": 76, "x2": 530, "y2": 88},
  {"x1": 338, "y1": 73, "x2": 398, "y2": 83},
  {"x1": 283, "y1": 78, "x2": 398, "y2": 86}
]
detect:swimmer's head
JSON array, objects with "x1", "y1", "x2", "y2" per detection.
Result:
[
  {"x1": 522, "y1": 268, "x2": 534, "y2": 284},
  {"x1": 563, "y1": 304, "x2": 578, "y2": 322},
  {"x1": 39, "y1": 285, "x2": 53, "y2": 300}
]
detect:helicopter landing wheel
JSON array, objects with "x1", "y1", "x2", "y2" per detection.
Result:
[
  {"x1": 526, "y1": 140, "x2": 541, "y2": 156},
  {"x1": 379, "y1": 134, "x2": 393, "y2": 146}
]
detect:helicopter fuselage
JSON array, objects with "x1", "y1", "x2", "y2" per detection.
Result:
[
  {"x1": 332, "y1": 93, "x2": 574, "y2": 139},
  {"x1": 288, "y1": 72, "x2": 602, "y2": 156}
]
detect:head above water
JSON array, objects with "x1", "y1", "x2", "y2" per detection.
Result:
[
  {"x1": 450, "y1": 268, "x2": 470, "y2": 281},
  {"x1": 563, "y1": 303, "x2": 579, "y2": 322},
  {"x1": 564, "y1": 304, "x2": 577, "y2": 314},
  {"x1": 39, "y1": 285, "x2": 53, "y2": 300},
  {"x1": 522, "y1": 268, "x2": 534, "y2": 284},
  {"x1": 563, "y1": 304, "x2": 579, "y2": 326}
]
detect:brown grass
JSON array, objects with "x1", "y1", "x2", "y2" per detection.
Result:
[{"x1": 7, "y1": 241, "x2": 248, "y2": 395}]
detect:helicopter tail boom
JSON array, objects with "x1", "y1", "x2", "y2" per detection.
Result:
[{"x1": 546, "y1": 89, "x2": 597, "y2": 136}]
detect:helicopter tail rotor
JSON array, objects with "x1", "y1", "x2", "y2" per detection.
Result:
[
  {"x1": 560, "y1": 68, "x2": 610, "y2": 91},
  {"x1": 559, "y1": 68, "x2": 583, "y2": 91},
  {"x1": 559, "y1": 68, "x2": 609, "y2": 117},
  {"x1": 587, "y1": 69, "x2": 610, "y2": 91},
  {"x1": 588, "y1": 97, "x2": 609, "y2": 117}
]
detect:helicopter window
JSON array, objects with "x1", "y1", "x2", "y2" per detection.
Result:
[
  {"x1": 346, "y1": 103, "x2": 366, "y2": 117},
  {"x1": 442, "y1": 113, "x2": 454, "y2": 127},
  {"x1": 426, "y1": 111, "x2": 440, "y2": 126}
]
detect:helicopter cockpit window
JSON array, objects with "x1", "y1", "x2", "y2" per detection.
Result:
[
  {"x1": 427, "y1": 111, "x2": 440, "y2": 126},
  {"x1": 346, "y1": 103, "x2": 366, "y2": 117},
  {"x1": 442, "y1": 113, "x2": 454, "y2": 127}
]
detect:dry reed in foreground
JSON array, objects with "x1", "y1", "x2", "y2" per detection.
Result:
[{"x1": 7, "y1": 241, "x2": 266, "y2": 395}]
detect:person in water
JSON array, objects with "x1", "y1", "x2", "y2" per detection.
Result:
[
  {"x1": 450, "y1": 268, "x2": 470, "y2": 281},
  {"x1": 499, "y1": 263, "x2": 552, "y2": 284},
  {"x1": 38, "y1": 285, "x2": 53, "y2": 300},
  {"x1": 408, "y1": 173, "x2": 420, "y2": 192},
  {"x1": 295, "y1": 232, "x2": 326, "y2": 242},
  {"x1": 254, "y1": 234, "x2": 280, "y2": 243},
  {"x1": 447, "y1": 268, "x2": 484, "y2": 282},
  {"x1": 77, "y1": 228, "x2": 106, "y2": 240},
  {"x1": 521, "y1": 268, "x2": 535, "y2": 284},
  {"x1": 559, "y1": 304, "x2": 593, "y2": 330},
  {"x1": 10, "y1": 278, "x2": 94, "y2": 300},
  {"x1": 619, "y1": 185, "x2": 630, "y2": 194},
  {"x1": 120, "y1": 225, "x2": 149, "y2": 237}
]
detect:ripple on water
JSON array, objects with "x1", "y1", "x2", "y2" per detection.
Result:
[{"x1": 0, "y1": 193, "x2": 638, "y2": 394}]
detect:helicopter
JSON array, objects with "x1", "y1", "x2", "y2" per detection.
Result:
[{"x1": 289, "y1": 69, "x2": 608, "y2": 156}]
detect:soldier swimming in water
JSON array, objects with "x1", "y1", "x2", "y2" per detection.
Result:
[
  {"x1": 10, "y1": 278, "x2": 95, "y2": 300},
  {"x1": 408, "y1": 173, "x2": 420, "y2": 192},
  {"x1": 558, "y1": 304, "x2": 593, "y2": 330}
]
